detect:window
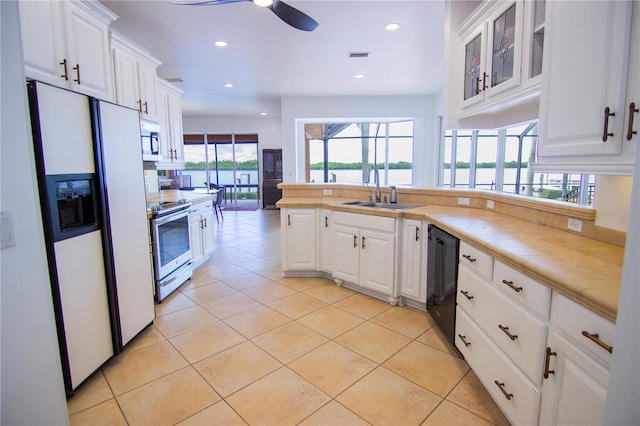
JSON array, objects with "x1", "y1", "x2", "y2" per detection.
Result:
[
  {"x1": 307, "y1": 121, "x2": 414, "y2": 185},
  {"x1": 442, "y1": 123, "x2": 595, "y2": 205},
  {"x1": 182, "y1": 134, "x2": 259, "y2": 205}
]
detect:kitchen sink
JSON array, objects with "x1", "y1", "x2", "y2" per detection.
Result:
[{"x1": 340, "y1": 200, "x2": 422, "y2": 210}]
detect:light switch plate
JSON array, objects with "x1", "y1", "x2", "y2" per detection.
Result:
[
  {"x1": 458, "y1": 197, "x2": 470, "y2": 206},
  {"x1": 323, "y1": 189, "x2": 332, "y2": 195},
  {"x1": 567, "y1": 218, "x2": 583, "y2": 233}
]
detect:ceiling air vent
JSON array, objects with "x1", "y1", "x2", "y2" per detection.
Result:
[{"x1": 349, "y1": 52, "x2": 370, "y2": 58}]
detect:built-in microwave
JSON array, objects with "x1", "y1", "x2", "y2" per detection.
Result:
[{"x1": 141, "y1": 121, "x2": 161, "y2": 161}]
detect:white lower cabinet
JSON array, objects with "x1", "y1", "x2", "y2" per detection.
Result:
[
  {"x1": 332, "y1": 212, "x2": 396, "y2": 298},
  {"x1": 456, "y1": 241, "x2": 549, "y2": 425},
  {"x1": 456, "y1": 308, "x2": 542, "y2": 425},
  {"x1": 539, "y1": 293, "x2": 614, "y2": 425},
  {"x1": 318, "y1": 209, "x2": 333, "y2": 273},
  {"x1": 399, "y1": 219, "x2": 427, "y2": 303},
  {"x1": 189, "y1": 201, "x2": 215, "y2": 269},
  {"x1": 281, "y1": 208, "x2": 317, "y2": 271}
]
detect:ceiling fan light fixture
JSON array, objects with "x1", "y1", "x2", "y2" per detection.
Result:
[
  {"x1": 385, "y1": 23, "x2": 400, "y2": 31},
  {"x1": 253, "y1": 0, "x2": 273, "y2": 7}
]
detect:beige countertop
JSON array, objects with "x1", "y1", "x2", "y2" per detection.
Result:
[{"x1": 277, "y1": 197, "x2": 623, "y2": 322}]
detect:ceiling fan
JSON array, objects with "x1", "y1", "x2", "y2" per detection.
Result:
[{"x1": 172, "y1": 0, "x2": 319, "y2": 32}]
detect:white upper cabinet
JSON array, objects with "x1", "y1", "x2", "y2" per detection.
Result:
[
  {"x1": 111, "y1": 33, "x2": 160, "y2": 122},
  {"x1": 449, "y1": 0, "x2": 544, "y2": 127},
  {"x1": 19, "y1": 0, "x2": 116, "y2": 101},
  {"x1": 155, "y1": 79, "x2": 186, "y2": 170},
  {"x1": 536, "y1": 1, "x2": 637, "y2": 174}
]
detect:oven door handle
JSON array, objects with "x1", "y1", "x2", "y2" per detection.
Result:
[{"x1": 152, "y1": 208, "x2": 189, "y2": 225}]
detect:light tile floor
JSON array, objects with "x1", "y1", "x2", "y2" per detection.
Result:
[{"x1": 67, "y1": 209, "x2": 510, "y2": 426}]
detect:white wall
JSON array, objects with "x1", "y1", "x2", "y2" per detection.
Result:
[
  {"x1": 183, "y1": 116, "x2": 282, "y2": 149},
  {"x1": 1, "y1": 1, "x2": 69, "y2": 424},
  {"x1": 280, "y1": 95, "x2": 439, "y2": 186},
  {"x1": 594, "y1": 175, "x2": 633, "y2": 232}
]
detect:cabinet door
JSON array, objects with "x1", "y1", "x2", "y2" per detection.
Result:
[
  {"x1": 332, "y1": 224, "x2": 360, "y2": 283},
  {"x1": 485, "y1": 1, "x2": 523, "y2": 98},
  {"x1": 189, "y1": 213, "x2": 204, "y2": 265},
  {"x1": 538, "y1": 1, "x2": 632, "y2": 158},
  {"x1": 62, "y1": 2, "x2": 113, "y2": 100},
  {"x1": 155, "y1": 87, "x2": 172, "y2": 164},
  {"x1": 201, "y1": 207, "x2": 215, "y2": 257},
  {"x1": 400, "y1": 219, "x2": 425, "y2": 300},
  {"x1": 112, "y1": 47, "x2": 140, "y2": 111},
  {"x1": 461, "y1": 23, "x2": 488, "y2": 108},
  {"x1": 359, "y1": 230, "x2": 395, "y2": 295},
  {"x1": 283, "y1": 209, "x2": 317, "y2": 270},
  {"x1": 540, "y1": 331, "x2": 609, "y2": 426},
  {"x1": 138, "y1": 61, "x2": 158, "y2": 122},
  {"x1": 168, "y1": 91, "x2": 185, "y2": 167},
  {"x1": 318, "y1": 209, "x2": 333, "y2": 273},
  {"x1": 19, "y1": 0, "x2": 67, "y2": 87}
]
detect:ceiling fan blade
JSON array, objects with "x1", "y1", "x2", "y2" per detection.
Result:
[
  {"x1": 170, "y1": 0, "x2": 248, "y2": 6},
  {"x1": 269, "y1": 0, "x2": 319, "y2": 31}
]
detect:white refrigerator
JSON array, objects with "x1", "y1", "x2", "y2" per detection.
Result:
[{"x1": 27, "y1": 81, "x2": 155, "y2": 395}]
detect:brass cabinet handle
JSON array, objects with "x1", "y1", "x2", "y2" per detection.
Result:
[
  {"x1": 287, "y1": 214, "x2": 290, "y2": 226},
  {"x1": 460, "y1": 290, "x2": 474, "y2": 300},
  {"x1": 415, "y1": 227, "x2": 420, "y2": 241},
  {"x1": 581, "y1": 331, "x2": 613, "y2": 353},
  {"x1": 627, "y1": 102, "x2": 639, "y2": 140},
  {"x1": 60, "y1": 59, "x2": 68, "y2": 80},
  {"x1": 475, "y1": 77, "x2": 482, "y2": 95},
  {"x1": 501, "y1": 279, "x2": 523, "y2": 293},
  {"x1": 73, "y1": 64, "x2": 81, "y2": 85},
  {"x1": 362, "y1": 236, "x2": 366, "y2": 249},
  {"x1": 324, "y1": 216, "x2": 328, "y2": 228},
  {"x1": 462, "y1": 254, "x2": 476, "y2": 263},
  {"x1": 458, "y1": 334, "x2": 471, "y2": 347},
  {"x1": 137, "y1": 99, "x2": 143, "y2": 113},
  {"x1": 144, "y1": 101, "x2": 149, "y2": 114},
  {"x1": 203, "y1": 217, "x2": 207, "y2": 228},
  {"x1": 543, "y1": 347, "x2": 556, "y2": 379},
  {"x1": 200, "y1": 218, "x2": 204, "y2": 229},
  {"x1": 602, "y1": 107, "x2": 615, "y2": 142},
  {"x1": 498, "y1": 324, "x2": 518, "y2": 341},
  {"x1": 494, "y1": 380, "x2": 513, "y2": 400},
  {"x1": 353, "y1": 235, "x2": 358, "y2": 248},
  {"x1": 482, "y1": 72, "x2": 488, "y2": 91}
]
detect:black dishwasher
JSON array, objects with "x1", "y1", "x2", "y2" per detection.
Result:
[{"x1": 426, "y1": 224, "x2": 460, "y2": 345}]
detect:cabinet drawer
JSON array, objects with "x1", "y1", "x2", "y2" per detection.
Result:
[
  {"x1": 459, "y1": 241, "x2": 493, "y2": 280},
  {"x1": 551, "y1": 293, "x2": 615, "y2": 366},
  {"x1": 459, "y1": 265, "x2": 547, "y2": 385},
  {"x1": 493, "y1": 260, "x2": 551, "y2": 320},
  {"x1": 456, "y1": 307, "x2": 541, "y2": 426},
  {"x1": 332, "y1": 211, "x2": 395, "y2": 233}
]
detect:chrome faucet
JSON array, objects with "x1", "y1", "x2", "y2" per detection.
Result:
[{"x1": 368, "y1": 166, "x2": 382, "y2": 203}]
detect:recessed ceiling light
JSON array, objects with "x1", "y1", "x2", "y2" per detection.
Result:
[
  {"x1": 224, "y1": 83, "x2": 233, "y2": 88},
  {"x1": 260, "y1": 112, "x2": 267, "y2": 116},
  {"x1": 253, "y1": 0, "x2": 273, "y2": 7},
  {"x1": 385, "y1": 23, "x2": 400, "y2": 31},
  {"x1": 354, "y1": 74, "x2": 364, "y2": 79},
  {"x1": 214, "y1": 41, "x2": 227, "y2": 47}
]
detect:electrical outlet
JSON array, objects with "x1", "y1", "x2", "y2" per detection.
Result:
[
  {"x1": 487, "y1": 200, "x2": 495, "y2": 209},
  {"x1": 567, "y1": 218, "x2": 583, "y2": 233},
  {"x1": 458, "y1": 197, "x2": 470, "y2": 206},
  {"x1": 323, "y1": 189, "x2": 332, "y2": 195}
]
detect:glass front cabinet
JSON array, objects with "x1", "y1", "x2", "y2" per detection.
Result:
[{"x1": 457, "y1": 0, "x2": 544, "y2": 119}]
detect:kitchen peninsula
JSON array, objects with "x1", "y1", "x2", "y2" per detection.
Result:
[{"x1": 277, "y1": 182, "x2": 624, "y2": 425}]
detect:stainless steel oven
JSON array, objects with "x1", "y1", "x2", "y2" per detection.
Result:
[{"x1": 150, "y1": 204, "x2": 192, "y2": 302}]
